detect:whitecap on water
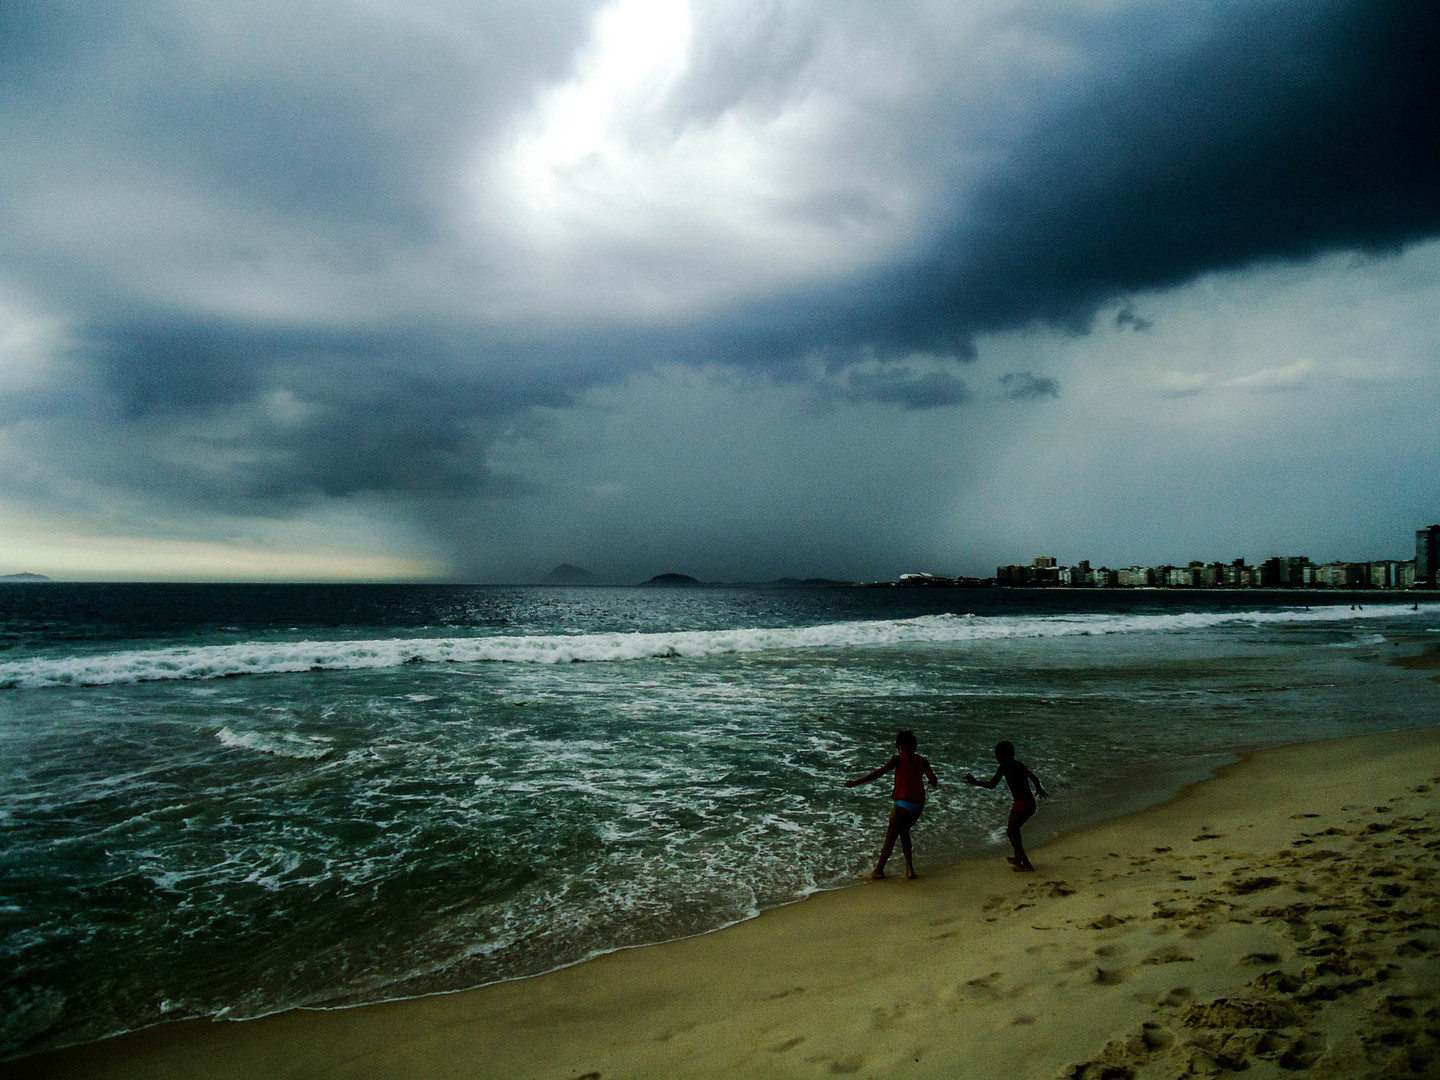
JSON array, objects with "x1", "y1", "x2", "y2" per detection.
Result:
[{"x1": 215, "y1": 727, "x2": 334, "y2": 760}]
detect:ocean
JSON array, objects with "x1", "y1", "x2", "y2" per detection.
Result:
[{"x1": 2, "y1": 583, "x2": 1437, "y2": 1059}]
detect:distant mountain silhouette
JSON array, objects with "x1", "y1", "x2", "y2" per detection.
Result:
[
  {"x1": 0, "y1": 572, "x2": 52, "y2": 582},
  {"x1": 542, "y1": 563, "x2": 597, "y2": 585},
  {"x1": 641, "y1": 573, "x2": 702, "y2": 586}
]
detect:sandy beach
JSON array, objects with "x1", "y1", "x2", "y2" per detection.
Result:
[{"x1": 14, "y1": 723, "x2": 1440, "y2": 1080}]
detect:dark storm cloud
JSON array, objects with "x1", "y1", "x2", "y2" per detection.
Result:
[
  {"x1": 63, "y1": 316, "x2": 586, "y2": 511},
  {"x1": 1113, "y1": 305, "x2": 1153, "y2": 333},
  {"x1": 999, "y1": 372, "x2": 1059, "y2": 401},
  {"x1": 839, "y1": 363, "x2": 970, "y2": 410},
  {"x1": 609, "y1": 0, "x2": 1440, "y2": 384},
  {"x1": 851, "y1": 0, "x2": 1440, "y2": 353},
  {"x1": 97, "y1": 323, "x2": 270, "y2": 419}
]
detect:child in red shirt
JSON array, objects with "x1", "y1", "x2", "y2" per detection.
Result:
[{"x1": 845, "y1": 730, "x2": 939, "y2": 879}]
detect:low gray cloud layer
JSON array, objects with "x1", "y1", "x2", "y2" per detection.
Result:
[{"x1": 1, "y1": 0, "x2": 1437, "y2": 579}]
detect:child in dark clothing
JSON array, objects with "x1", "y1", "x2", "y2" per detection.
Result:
[
  {"x1": 845, "y1": 730, "x2": 939, "y2": 880},
  {"x1": 963, "y1": 740, "x2": 1048, "y2": 871}
]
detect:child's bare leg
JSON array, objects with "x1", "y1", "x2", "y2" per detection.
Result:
[
  {"x1": 1007, "y1": 806, "x2": 1036, "y2": 871},
  {"x1": 1007, "y1": 827, "x2": 1032, "y2": 870},
  {"x1": 900, "y1": 825, "x2": 916, "y2": 879},
  {"x1": 872, "y1": 808, "x2": 903, "y2": 878}
]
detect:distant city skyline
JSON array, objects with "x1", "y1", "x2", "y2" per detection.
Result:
[{"x1": 993, "y1": 523, "x2": 1440, "y2": 589}]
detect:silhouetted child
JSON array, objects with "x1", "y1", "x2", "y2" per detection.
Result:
[
  {"x1": 845, "y1": 730, "x2": 939, "y2": 879},
  {"x1": 964, "y1": 740, "x2": 1048, "y2": 871}
]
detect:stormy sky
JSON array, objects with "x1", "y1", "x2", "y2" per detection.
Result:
[{"x1": 1, "y1": 0, "x2": 1438, "y2": 582}]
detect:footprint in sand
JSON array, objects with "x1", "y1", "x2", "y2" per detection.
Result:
[
  {"x1": 763, "y1": 986, "x2": 807, "y2": 1001},
  {"x1": 1061, "y1": 1021, "x2": 1178, "y2": 1078},
  {"x1": 1250, "y1": 970, "x2": 1302, "y2": 994},
  {"x1": 1180, "y1": 996, "x2": 1299, "y2": 1030},
  {"x1": 1225, "y1": 875, "x2": 1282, "y2": 895},
  {"x1": 1271, "y1": 1033, "x2": 1327, "y2": 1070},
  {"x1": 1139, "y1": 1021, "x2": 1174, "y2": 1051},
  {"x1": 964, "y1": 971, "x2": 1003, "y2": 991},
  {"x1": 1143, "y1": 952, "x2": 1194, "y2": 965},
  {"x1": 1083, "y1": 914, "x2": 1130, "y2": 930}
]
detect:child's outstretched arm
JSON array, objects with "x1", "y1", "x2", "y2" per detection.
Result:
[
  {"x1": 963, "y1": 767, "x2": 1003, "y2": 789},
  {"x1": 845, "y1": 755, "x2": 899, "y2": 788},
  {"x1": 1026, "y1": 766, "x2": 1050, "y2": 799},
  {"x1": 924, "y1": 760, "x2": 939, "y2": 789}
]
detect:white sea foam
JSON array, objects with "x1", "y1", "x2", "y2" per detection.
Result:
[
  {"x1": 0, "y1": 603, "x2": 1430, "y2": 689},
  {"x1": 215, "y1": 726, "x2": 334, "y2": 759}
]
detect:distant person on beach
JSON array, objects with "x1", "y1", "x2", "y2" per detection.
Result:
[
  {"x1": 964, "y1": 741, "x2": 1049, "y2": 872},
  {"x1": 845, "y1": 730, "x2": 939, "y2": 880}
]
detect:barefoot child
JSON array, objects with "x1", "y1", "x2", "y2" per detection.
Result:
[
  {"x1": 964, "y1": 740, "x2": 1049, "y2": 871},
  {"x1": 845, "y1": 730, "x2": 939, "y2": 879}
]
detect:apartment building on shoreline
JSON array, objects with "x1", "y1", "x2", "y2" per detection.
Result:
[{"x1": 995, "y1": 524, "x2": 1440, "y2": 590}]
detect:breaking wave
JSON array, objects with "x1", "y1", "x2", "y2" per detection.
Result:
[{"x1": 0, "y1": 604, "x2": 1425, "y2": 689}]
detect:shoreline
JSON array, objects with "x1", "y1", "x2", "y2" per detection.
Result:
[{"x1": 14, "y1": 723, "x2": 1440, "y2": 1079}]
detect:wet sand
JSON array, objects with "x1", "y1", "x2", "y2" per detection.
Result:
[
  {"x1": 13, "y1": 724, "x2": 1440, "y2": 1079},
  {"x1": 1392, "y1": 647, "x2": 1440, "y2": 674}
]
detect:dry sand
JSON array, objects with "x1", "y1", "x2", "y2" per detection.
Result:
[{"x1": 14, "y1": 724, "x2": 1440, "y2": 1080}]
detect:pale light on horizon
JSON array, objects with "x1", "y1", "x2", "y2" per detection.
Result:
[{"x1": 0, "y1": 529, "x2": 442, "y2": 583}]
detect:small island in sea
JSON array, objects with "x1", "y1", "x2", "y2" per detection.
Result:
[
  {"x1": 641, "y1": 572, "x2": 703, "y2": 586},
  {"x1": 639, "y1": 573, "x2": 857, "y2": 587}
]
